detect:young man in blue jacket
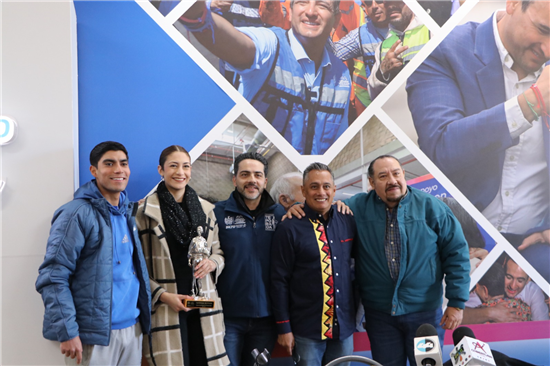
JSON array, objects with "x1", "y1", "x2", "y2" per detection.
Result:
[
  {"x1": 36, "y1": 141, "x2": 151, "y2": 366},
  {"x1": 214, "y1": 152, "x2": 286, "y2": 366}
]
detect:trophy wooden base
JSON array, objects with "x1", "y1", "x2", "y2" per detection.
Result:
[{"x1": 184, "y1": 297, "x2": 215, "y2": 309}]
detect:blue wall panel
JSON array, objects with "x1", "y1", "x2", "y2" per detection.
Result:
[{"x1": 74, "y1": 1, "x2": 234, "y2": 200}]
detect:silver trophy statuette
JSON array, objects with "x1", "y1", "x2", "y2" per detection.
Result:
[{"x1": 185, "y1": 226, "x2": 215, "y2": 309}]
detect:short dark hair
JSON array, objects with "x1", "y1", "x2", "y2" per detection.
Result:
[
  {"x1": 303, "y1": 162, "x2": 334, "y2": 183},
  {"x1": 439, "y1": 197, "x2": 485, "y2": 249},
  {"x1": 159, "y1": 145, "x2": 190, "y2": 167},
  {"x1": 290, "y1": 0, "x2": 341, "y2": 15},
  {"x1": 521, "y1": 0, "x2": 532, "y2": 12},
  {"x1": 502, "y1": 255, "x2": 529, "y2": 280},
  {"x1": 479, "y1": 264, "x2": 505, "y2": 297},
  {"x1": 234, "y1": 152, "x2": 268, "y2": 176},
  {"x1": 89, "y1": 141, "x2": 128, "y2": 167},
  {"x1": 367, "y1": 155, "x2": 401, "y2": 179}
]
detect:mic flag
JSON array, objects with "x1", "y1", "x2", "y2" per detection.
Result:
[
  {"x1": 414, "y1": 324, "x2": 443, "y2": 366},
  {"x1": 450, "y1": 327, "x2": 496, "y2": 366}
]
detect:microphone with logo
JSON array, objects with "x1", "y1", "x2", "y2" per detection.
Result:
[
  {"x1": 449, "y1": 327, "x2": 496, "y2": 366},
  {"x1": 444, "y1": 326, "x2": 536, "y2": 366},
  {"x1": 414, "y1": 324, "x2": 444, "y2": 366}
]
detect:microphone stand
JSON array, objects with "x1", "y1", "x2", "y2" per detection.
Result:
[{"x1": 325, "y1": 355, "x2": 384, "y2": 366}]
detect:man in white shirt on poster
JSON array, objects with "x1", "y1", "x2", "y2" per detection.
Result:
[{"x1": 464, "y1": 256, "x2": 549, "y2": 323}]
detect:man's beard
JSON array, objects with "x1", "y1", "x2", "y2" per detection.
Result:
[{"x1": 238, "y1": 183, "x2": 263, "y2": 201}]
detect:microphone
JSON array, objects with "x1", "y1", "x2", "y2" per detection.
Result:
[
  {"x1": 452, "y1": 326, "x2": 475, "y2": 346},
  {"x1": 450, "y1": 327, "x2": 496, "y2": 366},
  {"x1": 251, "y1": 348, "x2": 270, "y2": 366},
  {"x1": 414, "y1": 323, "x2": 444, "y2": 366}
]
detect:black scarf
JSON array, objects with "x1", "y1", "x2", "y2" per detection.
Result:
[{"x1": 157, "y1": 181, "x2": 206, "y2": 247}]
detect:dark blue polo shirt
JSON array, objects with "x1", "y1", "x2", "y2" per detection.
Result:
[{"x1": 270, "y1": 203, "x2": 357, "y2": 341}]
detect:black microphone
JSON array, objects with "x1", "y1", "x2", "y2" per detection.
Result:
[
  {"x1": 414, "y1": 324, "x2": 444, "y2": 366},
  {"x1": 453, "y1": 326, "x2": 476, "y2": 346}
]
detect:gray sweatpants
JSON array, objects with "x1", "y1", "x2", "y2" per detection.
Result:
[{"x1": 65, "y1": 322, "x2": 142, "y2": 366}]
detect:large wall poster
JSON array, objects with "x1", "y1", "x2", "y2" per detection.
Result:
[{"x1": 74, "y1": 0, "x2": 549, "y2": 364}]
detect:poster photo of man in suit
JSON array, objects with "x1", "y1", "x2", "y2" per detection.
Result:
[{"x1": 405, "y1": 0, "x2": 550, "y2": 281}]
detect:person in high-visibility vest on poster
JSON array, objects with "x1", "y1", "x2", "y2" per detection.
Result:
[{"x1": 368, "y1": 0, "x2": 429, "y2": 100}]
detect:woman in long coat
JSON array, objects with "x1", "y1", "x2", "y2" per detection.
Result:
[{"x1": 136, "y1": 145, "x2": 229, "y2": 366}]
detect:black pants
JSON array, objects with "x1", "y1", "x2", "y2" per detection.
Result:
[{"x1": 179, "y1": 309, "x2": 208, "y2": 366}]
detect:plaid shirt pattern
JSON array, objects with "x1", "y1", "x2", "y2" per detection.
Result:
[
  {"x1": 331, "y1": 27, "x2": 362, "y2": 61},
  {"x1": 385, "y1": 207, "x2": 401, "y2": 282}
]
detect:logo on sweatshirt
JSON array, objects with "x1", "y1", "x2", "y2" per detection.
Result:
[
  {"x1": 265, "y1": 214, "x2": 277, "y2": 231},
  {"x1": 224, "y1": 215, "x2": 246, "y2": 229}
]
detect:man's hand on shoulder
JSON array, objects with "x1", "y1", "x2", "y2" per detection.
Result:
[
  {"x1": 335, "y1": 200, "x2": 353, "y2": 215},
  {"x1": 282, "y1": 204, "x2": 305, "y2": 221},
  {"x1": 282, "y1": 200, "x2": 353, "y2": 221},
  {"x1": 440, "y1": 307, "x2": 463, "y2": 330},
  {"x1": 277, "y1": 332, "x2": 295, "y2": 356},
  {"x1": 61, "y1": 336, "x2": 83, "y2": 365}
]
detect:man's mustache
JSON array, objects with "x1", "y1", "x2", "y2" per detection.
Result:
[{"x1": 386, "y1": 184, "x2": 401, "y2": 192}]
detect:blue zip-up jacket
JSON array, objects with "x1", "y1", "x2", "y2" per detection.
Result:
[
  {"x1": 214, "y1": 191, "x2": 286, "y2": 318},
  {"x1": 36, "y1": 180, "x2": 151, "y2": 346},
  {"x1": 345, "y1": 186, "x2": 470, "y2": 316}
]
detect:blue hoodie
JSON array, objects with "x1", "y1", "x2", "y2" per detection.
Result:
[{"x1": 109, "y1": 192, "x2": 141, "y2": 330}]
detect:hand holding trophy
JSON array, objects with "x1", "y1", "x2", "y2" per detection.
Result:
[{"x1": 184, "y1": 226, "x2": 216, "y2": 309}]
